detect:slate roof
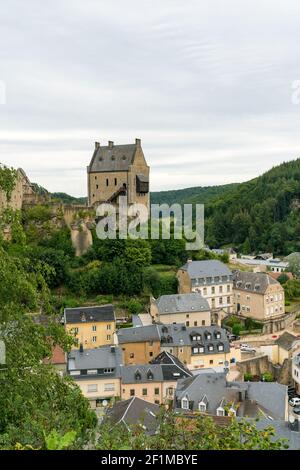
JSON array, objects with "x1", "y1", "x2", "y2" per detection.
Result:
[
  {"x1": 105, "y1": 397, "x2": 160, "y2": 434},
  {"x1": 180, "y1": 260, "x2": 232, "y2": 280},
  {"x1": 233, "y1": 271, "x2": 280, "y2": 294},
  {"x1": 117, "y1": 325, "x2": 160, "y2": 344},
  {"x1": 88, "y1": 142, "x2": 137, "y2": 173},
  {"x1": 275, "y1": 332, "x2": 300, "y2": 351},
  {"x1": 64, "y1": 305, "x2": 115, "y2": 324},
  {"x1": 158, "y1": 324, "x2": 230, "y2": 354},
  {"x1": 68, "y1": 345, "x2": 123, "y2": 377},
  {"x1": 155, "y1": 293, "x2": 210, "y2": 314},
  {"x1": 121, "y1": 356, "x2": 192, "y2": 384},
  {"x1": 150, "y1": 351, "x2": 193, "y2": 377},
  {"x1": 175, "y1": 372, "x2": 287, "y2": 419}
]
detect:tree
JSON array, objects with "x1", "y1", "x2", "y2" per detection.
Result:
[{"x1": 0, "y1": 164, "x2": 17, "y2": 200}]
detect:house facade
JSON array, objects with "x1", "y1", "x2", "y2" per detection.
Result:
[
  {"x1": 157, "y1": 324, "x2": 240, "y2": 371},
  {"x1": 117, "y1": 325, "x2": 161, "y2": 365},
  {"x1": 292, "y1": 354, "x2": 300, "y2": 394},
  {"x1": 233, "y1": 271, "x2": 285, "y2": 321},
  {"x1": 177, "y1": 260, "x2": 233, "y2": 314},
  {"x1": 150, "y1": 293, "x2": 211, "y2": 327},
  {"x1": 120, "y1": 353, "x2": 192, "y2": 405},
  {"x1": 87, "y1": 138, "x2": 150, "y2": 208},
  {"x1": 64, "y1": 305, "x2": 116, "y2": 349},
  {"x1": 67, "y1": 345, "x2": 122, "y2": 409}
]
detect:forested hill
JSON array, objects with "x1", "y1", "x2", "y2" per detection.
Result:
[
  {"x1": 204, "y1": 158, "x2": 300, "y2": 255},
  {"x1": 150, "y1": 183, "x2": 238, "y2": 205}
]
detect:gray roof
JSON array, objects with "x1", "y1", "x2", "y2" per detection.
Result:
[
  {"x1": 275, "y1": 332, "x2": 300, "y2": 351},
  {"x1": 238, "y1": 258, "x2": 288, "y2": 268},
  {"x1": 250, "y1": 419, "x2": 300, "y2": 450},
  {"x1": 233, "y1": 271, "x2": 280, "y2": 294},
  {"x1": 155, "y1": 293, "x2": 210, "y2": 314},
  {"x1": 180, "y1": 260, "x2": 232, "y2": 279},
  {"x1": 88, "y1": 142, "x2": 137, "y2": 173},
  {"x1": 117, "y1": 325, "x2": 160, "y2": 344},
  {"x1": 245, "y1": 382, "x2": 287, "y2": 420},
  {"x1": 132, "y1": 315, "x2": 143, "y2": 327},
  {"x1": 159, "y1": 324, "x2": 230, "y2": 354},
  {"x1": 68, "y1": 345, "x2": 123, "y2": 377},
  {"x1": 121, "y1": 358, "x2": 192, "y2": 384},
  {"x1": 64, "y1": 305, "x2": 115, "y2": 324},
  {"x1": 175, "y1": 373, "x2": 287, "y2": 419},
  {"x1": 105, "y1": 397, "x2": 160, "y2": 435}
]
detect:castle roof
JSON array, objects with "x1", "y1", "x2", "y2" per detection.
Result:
[{"x1": 88, "y1": 140, "x2": 140, "y2": 173}]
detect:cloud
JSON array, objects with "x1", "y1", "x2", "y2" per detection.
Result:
[{"x1": 0, "y1": 0, "x2": 300, "y2": 195}]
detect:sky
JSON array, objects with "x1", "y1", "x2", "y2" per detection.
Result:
[{"x1": 1, "y1": 0, "x2": 300, "y2": 197}]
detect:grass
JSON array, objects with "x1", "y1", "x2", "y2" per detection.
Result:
[
  {"x1": 285, "y1": 298, "x2": 300, "y2": 313},
  {"x1": 151, "y1": 264, "x2": 177, "y2": 277}
]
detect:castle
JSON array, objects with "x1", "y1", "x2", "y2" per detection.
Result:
[
  {"x1": 87, "y1": 138, "x2": 150, "y2": 208},
  {"x1": 0, "y1": 168, "x2": 43, "y2": 211}
]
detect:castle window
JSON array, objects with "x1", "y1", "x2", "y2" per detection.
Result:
[
  {"x1": 122, "y1": 155, "x2": 126, "y2": 160},
  {"x1": 114, "y1": 178, "x2": 117, "y2": 186},
  {"x1": 96, "y1": 185, "x2": 99, "y2": 189},
  {"x1": 106, "y1": 178, "x2": 109, "y2": 186},
  {"x1": 111, "y1": 155, "x2": 115, "y2": 160},
  {"x1": 95, "y1": 176, "x2": 97, "y2": 180}
]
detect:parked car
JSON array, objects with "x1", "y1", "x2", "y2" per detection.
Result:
[
  {"x1": 240, "y1": 344, "x2": 256, "y2": 353},
  {"x1": 228, "y1": 334, "x2": 240, "y2": 341},
  {"x1": 289, "y1": 397, "x2": 300, "y2": 407},
  {"x1": 293, "y1": 406, "x2": 300, "y2": 415}
]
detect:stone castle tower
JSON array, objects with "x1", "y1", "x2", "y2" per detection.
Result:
[{"x1": 87, "y1": 138, "x2": 150, "y2": 208}]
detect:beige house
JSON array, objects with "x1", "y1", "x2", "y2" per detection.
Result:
[
  {"x1": 157, "y1": 324, "x2": 240, "y2": 371},
  {"x1": 87, "y1": 138, "x2": 150, "y2": 208},
  {"x1": 150, "y1": 293, "x2": 211, "y2": 327},
  {"x1": 0, "y1": 167, "x2": 39, "y2": 212},
  {"x1": 260, "y1": 332, "x2": 300, "y2": 366},
  {"x1": 64, "y1": 305, "x2": 116, "y2": 350},
  {"x1": 68, "y1": 346, "x2": 122, "y2": 409},
  {"x1": 117, "y1": 325, "x2": 161, "y2": 365},
  {"x1": 233, "y1": 271, "x2": 285, "y2": 321},
  {"x1": 120, "y1": 352, "x2": 192, "y2": 405},
  {"x1": 177, "y1": 260, "x2": 233, "y2": 314}
]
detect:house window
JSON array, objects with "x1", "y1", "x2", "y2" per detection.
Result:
[
  {"x1": 106, "y1": 178, "x2": 109, "y2": 186},
  {"x1": 130, "y1": 353, "x2": 134, "y2": 359},
  {"x1": 208, "y1": 345, "x2": 214, "y2": 351},
  {"x1": 203, "y1": 288, "x2": 207, "y2": 295},
  {"x1": 219, "y1": 297, "x2": 223, "y2": 305},
  {"x1": 219, "y1": 286, "x2": 223, "y2": 293},
  {"x1": 199, "y1": 403, "x2": 206, "y2": 412},
  {"x1": 227, "y1": 285, "x2": 231, "y2": 292},
  {"x1": 104, "y1": 383, "x2": 115, "y2": 392},
  {"x1": 155, "y1": 400, "x2": 160, "y2": 405},
  {"x1": 211, "y1": 287, "x2": 215, "y2": 294},
  {"x1": 130, "y1": 389, "x2": 135, "y2": 396},
  {"x1": 149, "y1": 352, "x2": 153, "y2": 357},
  {"x1": 142, "y1": 388, "x2": 147, "y2": 396},
  {"x1": 168, "y1": 388, "x2": 174, "y2": 396},
  {"x1": 202, "y1": 320, "x2": 205, "y2": 326},
  {"x1": 199, "y1": 347, "x2": 204, "y2": 353},
  {"x1": 73, "y1": 327, "x2": 79, "y2": 334},
  {"x1": 87, "y1": 384, "x2": 98, "y2": 393},
  {"x1": 181, "y1": 398, "x2": 189, "y2": 410},
  {"x1": 186, "y1": 321, "x2": 190, "y2": 327},
  {"x1": 92, "y1": 325, "x2": 97, "y2": 332},
  {"x1": 107, "y1": 324, "x2": 111, "y2": 330},
  {"x1": 107, "y1": 335, "x2": 111, "y2": 341},
  {"x1": 114, "y1": 178, "x2": 117, "y2": 186},
  {"x1": 194, "y1": 321, "x2": 197, "y2": 326},
  {"x1": 87, "y1": 369, "x2": 97, "y2": 375},
  {"x1": 209, "y1": 360, "x2": 213, "y2": 365},
  {"x1": 186, "y1": 314, "x2": 189, "y2": 318},
  {"x1": 217, "y1": 408, "x2": 225, "y2": 417},
  {"x1": 155, "y1": 388, "x2": 159, "y2": 395},
  {"x1": 92, "y1": 336, "x2": 97, "y2": 343},
  {"x1": 218, "y1": 344, "x2": 224, "y2": 351},
  {"x1": 227, "y1": 297, "x2": 230, "y2": 304}
]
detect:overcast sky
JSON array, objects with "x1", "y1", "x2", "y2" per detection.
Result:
[{"x1": 1, "y1": 0, "x2": 300, "y2": 196}]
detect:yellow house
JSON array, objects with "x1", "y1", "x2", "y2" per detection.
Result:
[{"x1": 64, "y1": 305, "x2": 116, "y2": 350}]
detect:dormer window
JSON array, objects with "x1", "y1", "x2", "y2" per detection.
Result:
[
  {"x1": 205, "y1": 332, "x2": 212, "y2": 340},
  {"x1": 198, "y1": 402, "x2": 207, "y2": 412},
  {"x1": 217, "y1": 343, "x2": 224, "y2": 352},
  {"x1": 217, "y1": 407, "x2": 225, "y2": 416},
  {"x1": 181, "y1": 397, "x2": 189, "y2": 410},
  {"x1": 228, "y1": 407, "x2": 236, "y2": 417},
  {"x1": 135, "y1": 371, "x2": 142, "y2": 381},
  {"x1": 147, "y1": 370, "x2": 154, "y2": 380},
  {"x1": 199, "y1": 346, "x2": 204, "y2": 353},
  {"x1": 192, "y1": 347, "x2": 199, "y2": 354},
  {"x1": 208, "y1": 344, "x2": 214, "y2": 352},
  {"x1": 215, "y1": 332, "x2": 221, "y2": 339}
]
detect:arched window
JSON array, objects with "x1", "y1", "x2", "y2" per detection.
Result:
[
  {"x1": 114, "y1": 178, "x2": 117, "y2": 186},
  {"x1": 106, "y1": 178, "x2": 109, "y2": 186}
]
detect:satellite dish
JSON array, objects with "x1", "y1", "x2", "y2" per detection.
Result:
[{"x1": 102, "y1": 400, "x2": 108, "y2": 407}]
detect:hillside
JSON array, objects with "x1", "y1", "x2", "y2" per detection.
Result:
[
  {"x1": 51, "y1": 192, "x2": 88, "y2": 205},
  {"x1": 204, "y1": 158, "x2": 300, "y2": 255},
  {"x1": 150, "y1": 183, "x2": 238, "y2": 206}
]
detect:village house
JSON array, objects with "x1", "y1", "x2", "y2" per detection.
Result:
[
  {"x1": 150, "y1": 293, "x2": 211, "y2": 327},
  {"x1": 157, "y1": 324, "x2": 240, "y2": 371},
  {"x1": 104, "y1": 397, "x2": 160, "y2": 434},
  {"x1": 238, "y1": 257, "x2": 288, "y2": 273},
  {"x1": 64, "y1": 305, "x2": 116, "y2": 349},
  {"x1": 175, "y1": 371, "x2": 288, "y2": 421},
  {"x1": 177, "y1": 260, "x2": 233, "y2": 315},
  {"x1": 233, "y1": 271, "x2": 285, "y2": 321},
  {"x1": 120, "y1": 352, "x2": 192, "y2": 405},
  {"x1": 117, "y1": 325, "x2": 161, "y2": 365},
  {"x1": 67, "y1": 345, "x2": 122, "y2": 409},
  {"x1": 87, "y1": 138, "x2": 150, "y2": 208}
]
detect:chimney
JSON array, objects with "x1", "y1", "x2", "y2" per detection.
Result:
[
  {"x1": 135, "y1": 138, "x2": 141, "y2": 147},
  {"x1": 79, "y1": 343, "x2": 84, "y2": 354},
  {"x1": 108, "y1": 140, "x2": 114, "y2": 149},
  {"x1": 95, "y1": 142, "x2": 100, "y2": 149}
]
